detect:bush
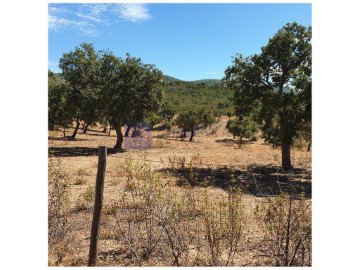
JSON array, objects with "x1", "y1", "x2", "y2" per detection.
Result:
[
  {"x1": 48, "y1": 159, "x2": 71, "y2": 265},
  {"x1": 109, "y1": 156, "x2": 247, "y2": 266},
  {"x1": 201, "y1": 189, "x2": 245, "y2": 266},
  {"x1": 255, "y1": 193, "x2": 311, "y2": 266}
]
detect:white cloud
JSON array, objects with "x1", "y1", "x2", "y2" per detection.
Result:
[
  {"x1": 74, "y1": 12, "x2": 105, "y2": 24},
  {"x1": 48, "y1": 3, "x2": 152, "y2": 36},
  {"x1": 115, "y1": 3, "x2": 151, "y2": 22},
  {"x1": 48, "y1": 14, "x2": 72, "y2": 31},
  {"x1": 49, "y1": 5, "x2": 100, "y2": 36},
  {"x1": 73, "y1": 21, "x2": 97, "y2": 36},
  {"x1": 75, "y1": 4, "x2": 110, "y2": 25}
]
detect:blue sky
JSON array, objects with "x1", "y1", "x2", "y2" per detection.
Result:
[{"x1": 48, "y1": 3, "x2": 311, "y2": 81}]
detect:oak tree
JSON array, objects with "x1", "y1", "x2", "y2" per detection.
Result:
[
  {"x1": 98, "y1": 52, "x2": 163, "y2": 149},
  {"x1": 224, "y1": 22, "x2": 311, "y2": 168}
]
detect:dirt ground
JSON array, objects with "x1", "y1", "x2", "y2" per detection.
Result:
[{"x1": 48, "y1": 117, "x2": 312, "y2": 266}]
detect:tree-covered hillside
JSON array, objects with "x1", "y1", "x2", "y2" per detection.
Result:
[{"x1": 162, "y1": 79, "x2": 234, "y2": 116}]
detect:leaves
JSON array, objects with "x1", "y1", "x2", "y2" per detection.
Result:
[{"x1": 223, "y1": 22, "x2": 311, "y2": 165}]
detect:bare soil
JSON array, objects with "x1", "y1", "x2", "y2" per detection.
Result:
[{"x1": 48, "y1": 116, "x2": 311, "y2": 266}]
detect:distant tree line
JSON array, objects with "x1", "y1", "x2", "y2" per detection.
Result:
[
  {"x1": 49, "y1": 22, "x2": 311, "y2": 168},
  {"x1": 49, "y1": 43, "x2": 164, "y2": 150}
]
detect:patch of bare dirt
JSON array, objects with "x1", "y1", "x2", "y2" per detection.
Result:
[{"x1": 48, "y1": 118, "x2": 311, "y2": 266}]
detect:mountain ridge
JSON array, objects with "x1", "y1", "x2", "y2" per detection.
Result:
[
  {"x1": 53, "y1": 72, "x2": 222, "y2": 86},
  {"x1": 162, "y1": 75, "x2": 222, "y2": 86}
]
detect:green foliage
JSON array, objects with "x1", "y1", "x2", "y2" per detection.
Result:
[
  {"x1": 53, "y1": 43, "x2": 164, "y2": 148},
  {"x1": 98, "y1": 52, "x2": 164, "y2": 148},
  {"x1": 144, "y1": 112, "x2": 161, "y2": 126},
  {"x1": 58, "y1": 43, "x2": 101, "y2": 137},
  {"x1": 159, "y1": 102, "x2": 176, "y2": 121},
  {"x1": 224, "y1": 22, "x2": 311, "y2": 167},
  {"x1": 163, "y1": 81, "x2": 234, "y2": 116},
  {"x1": 48, "y1": 71, "x2": 73, "y2": 131},
  {"x1": 226, "y1": 117, "x2": 258, "y2": 147},
  {"x1": 175, "y1": 108, "x2": 216, "y2": 141}
]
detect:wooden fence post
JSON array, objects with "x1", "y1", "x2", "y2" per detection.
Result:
[{"x1": 88, "y1": 146, "x2": 107, "y2": 266}]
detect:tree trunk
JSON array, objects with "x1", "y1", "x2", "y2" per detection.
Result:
[
  {"x1": 307, "y1": 141, "x2": 311, "y2": 152},
  {"x1": 279, "y1": 115, "x2": 292, "y2": 169},
  {"x1": 83, "y1": 123, "x2": 90, "y2": 134},
  {"x1": 131, "y1": 127, "x2": 138, "y2": 137},
  {"x1": 124, "y1": 124, "x2": 132, "y2": 137},
  {"x1": 239, "y1": 136, "x2": 243, "y2": 148},
  {"x1": 63, "y1": 127, "x2": 66, "y2": 138},
  {"x1": 114, "y1": 126, "x2": 123, "y2": 150},
  {"x1": 102, "y1": 127, "x2": 107, "y2": 133},
  {"x1": 281, "y1": 142, "x2": 292, "y2": 169},
  {"x1": 181, "y1": 128, "x2": 187, "y2": 138},
  {"x1": 189, "y1": 128, "x2": 195, "y2": 142},
  {"x1": 70, "y1": 120, "x2": 80, "y2": 139},
  {"x1": 108, "y1": 127, "x2": 112, "y2": 136}
]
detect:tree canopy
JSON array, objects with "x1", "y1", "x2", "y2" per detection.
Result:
[
  {"x1": 226, "y1": 117, "x2": 258, "y2": 148},
  {"x1": 52, "y1": 43, "x2": 163, "y2": 148},
  {"x1": 175, "y1": 108, "x2": 216, "y2": 142},
  {"x1": 224, "y1": 22, "x2": 311, "y2": 168},
  {"x1": 59, "y1": 43, "x2": 101, "y2": 139},
  {"x1": 98, "y1": 52, "x2": 164, "y2": 149},
  {"x1": 48, "y1": 71, "x2": 73, "y2": 131}
]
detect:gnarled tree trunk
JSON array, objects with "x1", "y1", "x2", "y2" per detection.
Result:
[
  {"x1": 82, "y1": 123, "x2": 90, "y2": 134},
  {"x1": 307, "y1": 141, "x2": 311, "y2": 152},
  {"x1": 239, "y1": 136, "x2": 243, "y2": 149},
  {"x1": 131, "y1": 127, "x2": 138, "y2": 137},
  {"x1": 124, "y1": 124, "x2": 132, "y2": 137},
  {"x1": 189, "y1": 128, "x2": 195, "y2": 142},
  {"x1": 180, "y1": 128, "x2": 187, "y2": 138},
  {"x1": 114, "y1": 126, "x2": 123, "y2": 150},
  {"x1": 70, "y1": 120, "x2": 80, "y2": 139}
]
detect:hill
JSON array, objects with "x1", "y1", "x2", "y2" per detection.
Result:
[
  {"x1": 163, "y1": 75, "x2": 221, "y2": 86},
  {"x1": 163, "y1": 75, "x2": 183, "y2": 83}
]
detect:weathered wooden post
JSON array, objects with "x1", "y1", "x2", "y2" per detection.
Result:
[{"x1": 88, "y1": 146, "x2": 107, "y2": 266}]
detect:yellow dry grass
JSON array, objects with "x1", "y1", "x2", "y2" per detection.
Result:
[{"x1": 48, "y1": 117, "x2": 311, "y2": 266}]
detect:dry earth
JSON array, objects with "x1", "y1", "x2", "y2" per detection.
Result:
[{"x1": 48, "y1": 116, "x2": 312, "y2": 266}]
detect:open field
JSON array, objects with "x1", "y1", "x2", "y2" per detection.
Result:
[{"x1": 48, "y1": 117, "x2": 311, "y2": 266}]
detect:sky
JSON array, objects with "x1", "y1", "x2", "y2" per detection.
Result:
[{"x1": 48, "y1": 3, "x2": 311, "y2": 81}]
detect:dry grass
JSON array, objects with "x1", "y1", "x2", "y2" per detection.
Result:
[{"x1": 48, "y1": 118, "x2": 311, "y2": 266}]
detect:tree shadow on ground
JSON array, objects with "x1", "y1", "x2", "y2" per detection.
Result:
[
  {"x1": 152, "y1": 135, "x2": 198, "y2": 143},
  {"x1": 215, "y1": 138, "x2": 255, "y2": 145},
  {"x1": 152, "y1": 124, "x2": 167, "y2": 131},
  {"x1": 48, "y1": 137, "x2": 89, "y2": 141},
  {"x1": 160, "y1": 165, "x2": 311, "y2": 198},
  {"x1": 48, "y1": 147, "x2": 126, "y2": 157},
  {"x1": 86, "y1": 132, "x2": 116, "y2": 137}
]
